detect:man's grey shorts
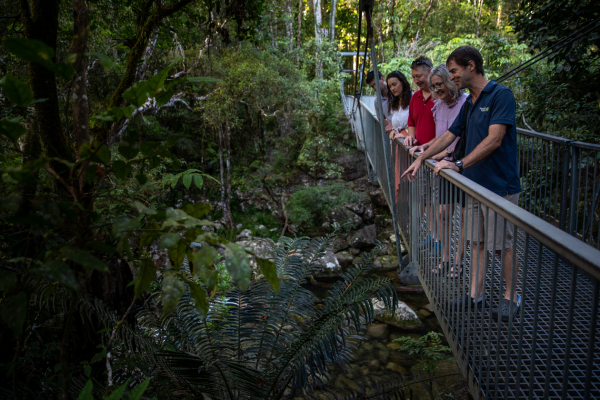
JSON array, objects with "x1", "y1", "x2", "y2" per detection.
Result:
[{"x1": 464, "y1": 193, "x2": 520, "y2": 251}]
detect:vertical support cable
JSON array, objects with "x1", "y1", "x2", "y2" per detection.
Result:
[{"x1": 365, "y1": 9, "x2": 404, "y2": 270}]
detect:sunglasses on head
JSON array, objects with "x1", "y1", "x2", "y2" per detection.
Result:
[{"x1": 413, "y1": 60, "x2": 432, "y2": 68}]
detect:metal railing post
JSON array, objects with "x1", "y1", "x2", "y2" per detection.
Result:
[
  {"x1": 559, "y1": 142, "x2": 571, "y2": 231},
  {"x1": 410, "y1": 166, "x2": 418, "y2": 263},
  {"x1": 368, "y1": 25, "x2": 404, "y2": 269},
  {"x1": 569, "y1": 146, "x2": 580, "y2": 235}
]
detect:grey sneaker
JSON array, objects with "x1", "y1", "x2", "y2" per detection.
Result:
[{"x1": 492, "y1": 294, "x2": 521, "y2": 322}]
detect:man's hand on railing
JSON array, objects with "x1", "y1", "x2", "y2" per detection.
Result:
[
  {"x1": 404, "y1": 136, "x2": 418, "y2": 146},
  {"x1": 410, "y1": 144, "x2": 428, "y2": 156},
  {"x1": 433, "y1": 160, "x2": 459, "y2": 175},
  {"x1": 401, "y1": 158, "x2": 423, "y2": 182}
]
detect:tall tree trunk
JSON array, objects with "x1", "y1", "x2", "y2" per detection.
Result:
[
  {"x1": 70, "y1": 0, "x2": 90, "y2": 152},
  {"x1": 219, "y1": 127, "x2": 234, "y2": 229},
  {"x1": 414, "y1": 0, "x2": 434, "y2": 43},
  {"x1": 313, "y1": 0, "x2": 323, "y2": 79},
  {"x1": 329, "y1": 0, "x2": 338, "y2": 41},
  {"x1": 225, "y1": 126, "x2": 234, "y2": 229},
  {"x1": 19, "y1": 0, "x2": 75, "y2": 184},
  {"x1": 99, "y1": 0, "x2": 195, "y2": 145},
  {"x1": 286, "y1": 0, "x2": 294, "y2": 52},
  {"x1": 17, "y1": 124, "x2": 42, "y2": 216},
  {"x1": 391, "y1": 0, "x2": 397, "y2": 56},
  {"x1": 135, "y1": 31, "x2": 159, "y2": 81},
  {"x1": 297, "y1": 0, "x2": 303, "y2": 68},
  {"x1": 477, "y1": 0, "x2": 484, "y2": 36},
  {"x1": 497, "y1": 3, "x2": 502, "y2": 27},
  {"x1": 377, "y1": 19, "x2": 385, "y2": 63}
]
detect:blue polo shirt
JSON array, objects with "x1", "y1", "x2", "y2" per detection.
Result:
[{"x1": 448, "y1": 80, "x2": 521, "y2": 196}]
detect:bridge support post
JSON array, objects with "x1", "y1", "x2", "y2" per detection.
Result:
[{"x1": 366, "y1": 12, "x2": 404, "y2": 269}]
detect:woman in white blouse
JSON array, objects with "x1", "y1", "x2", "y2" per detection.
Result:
[{"x1": 384, "y1": 71, "x2": 412, "y2": 141}]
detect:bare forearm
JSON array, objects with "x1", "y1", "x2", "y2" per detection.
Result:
[
  {"x1": 418, "y1": 131, "x2": 456, "y2": 160},
  {"x1": 462, "y1": 124, "x2": 505, "y2": 168},
  {"x1": 407, "y1": 126, "x2": 415, "y2": 137}
]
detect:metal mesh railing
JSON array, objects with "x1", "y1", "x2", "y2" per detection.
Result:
[
  {"x1": 341, "y1": 92, "x2": 600, "y2": 399},
  {"x1": 343, "y1": 93, "x2": 600, "y2": 251}
]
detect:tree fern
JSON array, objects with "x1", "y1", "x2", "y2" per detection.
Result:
[{"x1": 145, "y1": 233, "x2": 398, "y2": 399}]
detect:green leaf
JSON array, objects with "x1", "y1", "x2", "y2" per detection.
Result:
[
  {"x1": 75, "y1": 379, "x2": 93, "y2": 400},
  {"x1": 155, "y1": 87, "x2": 175, "y2": 107},
  {"x1": 125, "y1": 378, "x2": 150, "y2": 400},
  {"x1": 61, "y1": 245, "x2": 108, "y2": 272},
  {"x1": 256, "y1": 257, "x2": 279, "y2": 292},
  {"x1": 112, "y1": 217, "x2": 141, "y2": 238},
  {"x1": 112, "y1": 160, "x2": 132, "y2": 180},
  {"x1": 122, "y1": 81, "x2": 149, "y2": 107},
  {"x1": 170, "y1": 173, "x2": 182, "y2": 189},
  {"x1": 0, "y1": 292, "x2": 28, "y2": 334},
  {"x1": 140, "y1": 231, "x2": 161, "y2": 247},
  {"x1": 92, "y1": 144, "x2": 111, "y2": 165},
  {"x1": 0, "y1": 269, "x2": 17, "y2": 291},
  {"x1": 224, "y1": 243, "x2": 252, "y2": 291},
  {"x1": 192, "y1": 174, "x2": 203, "y2": 189},
  {"x1": 85, "y1": 165, "x2": 98, "y2": 184},
  {"x1": 147, "y1": 65, "x2": 173, "y2": 97},
  {"x1": 0, "y1": 118, "x2": 25, "y2": 141},
  {"x1": 0, "y1": 75, "x2": 34, "y2": 107},
  {"x1": 4, "y1": 38, "x2": 54, "y2": 65},
  {"x1": 87, "y1": 52, "x2": 114, "y2": 72},
  {"x1": 168, "y1": 240, "x2": 187, "y2": 269},
  {"x1": 187, "y1": 77, "x2": 223, "y2": 83},
  {"x1": 140, "y1": 142, "x2": 158, "y2": 156},
  {"x1": 190, "y1": 245, "x2": 216, "y2": 273},
  {"x1": 185, "y1": 278, "x2": 208, "y2": 318},
  {"x1": 161, "y1": 271, "x2": 185, "y2": 316},
  {"x1": 52, "y1": 63, "x2": 75, "y2": 80},
  {"x1": 135, "y1": 174, "x2": 148, "y2": 185},
  {"x1": 182, "y1": 203, "x2": 211, "y2": 219},
  {"x1": 134, "y1": 201, "x2": 156, "y2": 215},
  {"x1": 87, "y1": 241, "x2": 117, "y2": 253},
  {"x1": 104, "y1": 379, "x2": 129, "y2": 400},
  {"x1": 182, "y1": 173, "x2": 192, "y2": 189},
  {"x1": 135, "y1": 259, "x2": 156, "y2": 298},
  {"x1": 160, "y1": 232, "x2": 180, "y2": 248},
  {"x1": 118, "y1": 142, "x2": 140, "y2": 160},
  {"x1": 35, "y1": 260, "x2": 80, "y2": 292}
]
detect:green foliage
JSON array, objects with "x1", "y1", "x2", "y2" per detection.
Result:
[
  {"x1": 138, "y1": 235, "x2": 398, "y2": 399},
  {"x1": 286, "y1": 183, "x2": 365, "y2": 231},
  {"x1": 394, "y1": 332, "x2": 452, "y2": 373}
]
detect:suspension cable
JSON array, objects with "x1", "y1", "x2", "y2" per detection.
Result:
[{"x1": 497, "y1": 17, "x2": 600, "y2": 83}]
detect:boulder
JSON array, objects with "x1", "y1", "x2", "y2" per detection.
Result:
[
  {"x1": 398, "y1": 262, "x2": 421, "y2": 285},
  {"x1": 334, "y1": 251, "x2": 354, "y2": 268},
  {"x1": 347, "y1": 224, "x2": 377, "y2": 249},
  {"x1": 345, "y1": 202, "x2": 365, "y2": 216},
  {"x1": 349, "y1": 247, "x2": 361, "y2": 256},
  {"x1": 236, "y1": 229, "x2": 252, "y2": 241},
  {"x1": 362, "y1": 203, "x2": 375, "y2": 223},
  {"x1": 373, "y1": 255, "x2": 399, "y2": 271},
  {"x1": 372, "y1": 298, "x2": 422, "y2": 331},
  {"x1": 369, "y1": 188, "x2": 388, "y2": 207},
  {"x1": 335, "y1": 152, "x2": 367, "y2": 181},
  {"x1": 313, "y1": 250, "x2": 343, "y2": 280},
  {"x1": 328, "y1": 237, "x2": 350, "y2": 253},
  {"x1": 385, "y1": 362, "x2": 408, "y2": 375},
  {"x1": 366, "y1": 323, "x2": 389, "y2": 340},
  {"x1": 352, "y1": 256, "x2": 363, "y2": 265},
  {"x1": 237, "y1": 238, "x2": 276, "y2": 279},
  {"x1": 327, "y1": 208, "x2": 363, "y2": 229}
]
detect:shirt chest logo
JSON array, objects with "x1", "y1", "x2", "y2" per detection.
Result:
[{"x1": 479, "y1": 107, "x2": 489, "y2": 112}]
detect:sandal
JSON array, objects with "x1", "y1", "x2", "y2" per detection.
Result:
[
  {"x1": 432, "y1": 261, "x2": 451, "y2": 274},
  {"x1": 447, "y1": 264, "x2": 464, "y2": 279}
]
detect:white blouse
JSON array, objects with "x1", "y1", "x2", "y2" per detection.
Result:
[{"x1": 389, "y1": 106, "x2": 409, "y2": 132}]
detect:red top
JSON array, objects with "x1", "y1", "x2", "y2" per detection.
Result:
[{"x1": 407, "y1": 90, "x2": 436, "y2": 145}]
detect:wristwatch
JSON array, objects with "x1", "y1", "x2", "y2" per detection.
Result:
[{"x1": 455, "y1": 160, "x2": 464, "y2": 173}]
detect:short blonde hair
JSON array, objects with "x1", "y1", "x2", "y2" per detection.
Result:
[{"x1": 428, "y1": 63, "x2": 463, "y2": 101}]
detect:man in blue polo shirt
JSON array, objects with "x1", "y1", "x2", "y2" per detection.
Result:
[{"x1": 401, "y1": 46, "x2": 521, "y2": 322}]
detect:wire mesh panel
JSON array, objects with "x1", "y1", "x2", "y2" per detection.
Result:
[{"x1": 343, "y1": 89, "x2": 600, "y2": 400}]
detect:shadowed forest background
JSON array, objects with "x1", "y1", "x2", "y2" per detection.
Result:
[{"x1": 0, "y1": 0, "x2": 598, "y2": 399}]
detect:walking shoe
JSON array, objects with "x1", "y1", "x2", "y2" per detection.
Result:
[
  {"x1": 493, "y1": 294, "x2": 521, "y2": 322},
  {"x1": 449, "y1": 294, "x2": 486, "y2": 312}
]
